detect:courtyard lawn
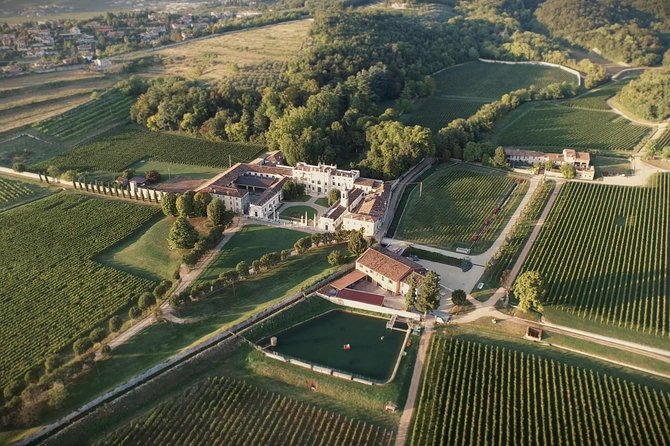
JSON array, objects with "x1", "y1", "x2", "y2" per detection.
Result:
[
  {"x1": 96, "y1": 216, "x2": 182, "y2": 281},
  {"x1": 393, "y1": 164, "x2": 527, "y2": 254},
  {"x1": 262, "y1": 310, "x2": 406, "y2": 381},
  {"x1": 197, "y1": 224, "x2": 306, "y2": 283},
  {"x1": 315, "y1": 197, "x2": 330, "y2": 207},
  {"x1": 279, "y1": 204, "x2": 318, "y2": 221},
  {"x1": 128, "y1": 159, "x2": 221, "y2": 182}
]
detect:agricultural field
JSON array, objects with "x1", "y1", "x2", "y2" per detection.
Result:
[
  {"x1": 36, "y1": 125, "x2": 264, "y2": 174},
  {"x1": 0, "y1": 175, "x2": 51, "y2": 211},
  {"x1": 493, "y1": 102, "x2": 651, "y2": 153},
  {"x1": 402, "y1": 61, "x2": 577, "y2": 130},
  {"x1": 198, "y1": 225, "x2": 305, "y2": 283},
  {"x1": 521, "y1": 174, "x2": 670, "y2": 340},
  {"x1": 0, "y1": 194, "x2": 159, "y2": 388},
  {"x1": 32, "y1": 89, "x2": 133, "y2": 144},
  {"x1": 116, "y1": 19, "x2": 311, "y2": 82},
  {"x1": 393, "y1": 164, "x2": 527, "y2": 254},
  {"x1": 93, "y1": 376, "x2": 395, "y2": 446},
  {"x1": 559, "y1": 82, "x2": 624, "y2": 110},
  {"x1": 411, "y1": 335, "x2": 670, "y2": 446},
  {"x1": 0, "y1": 70, "x2": 113, "y2": 133}
]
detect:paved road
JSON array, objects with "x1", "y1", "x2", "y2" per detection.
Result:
[{"x1": 395, "y1": 316, "x2": 434, "y2": 446}]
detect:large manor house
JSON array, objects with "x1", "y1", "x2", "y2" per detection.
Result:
[{"x1": 196, "y1": 159, "x2": 389, "y2": 236}]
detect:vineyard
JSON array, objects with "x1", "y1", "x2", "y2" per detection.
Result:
[
  {"x1": 0, "y1": 175, "x2": 49, "y2": 210},
  {"x1": 654, "y1": 128, "x2": 670, "y2": 149},
  {"x1": 402, "y1": 96, "x2": 485, "y2": 131},
  {"x1": 0, "y1": 194, "x2": 158, "y2": 388},
  {"x1": 521, "y1": 174, "x2": 669, "y2": 337},
  {"x1": 31, "y1": 89, "x2": 134, "y2": 143},
  {"x1": 411, "y1": 336, "x2": 670, "y2": 446},
  {"x1": 94, "y1": 376, "x2": 395, "y2": 446},
  {"x1": 560, "y1": 82, "x2": 623, "y2": 110},
  {"x1": 35, "y1": 125, "x2": 265, "y2": 173},
  {"x1": 394, "y1": 164, "x2": 527, "y2": 253},
  {"x1": 494, "y1": 102, "x2": 651, "y2": 152}
]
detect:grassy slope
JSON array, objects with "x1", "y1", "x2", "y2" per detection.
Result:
[
  {"x1": 96, "y1": 216, "x2": 181, "y2": 281},
  {"x1": 197, "y1": 224, "x2": 306, "y2": 283},
  {"x1": 128, "y1": 159, "x2": 221, "y2": 181}
]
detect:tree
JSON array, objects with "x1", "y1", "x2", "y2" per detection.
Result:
[
  {"x1": 138, "y1": 292, "x2": 156, "y2": 310},
  {"x1": 46, "y1": 165, "x2": 60, "y2": 178},
  {"x1": 168, "y1": 216, "x2": 198, "y2": 250},
  {"x1": 294, "y1": 237, "x2": 311, "y2": 254},
  {"x1": 404, "y1": 275, "x2": 417, "y2": 310},
  {"x1": 161, "y1": 192, "x2": 177, "y2": 217},
  {"x1": 145, "y1": 170, "x2": 161, "y2": 184},
  {"x1": 89, "y1": 327, "x2": 106, "y2": 343},
  {"x1": 280, "y1": 249, "x2": 291, "y2": 260},
  {"x1": 560, "y1": 163, "x2": 576, "y2": 179},
  {"x1": 451, "y1": 289, "x2": 467, "y2": 306},
  {"x1": 207, "y1": 199, "x2": 226, "y2": 225},
  {"x1": 251, "y1": 259, "x2": 261, "y2": 273},
  {"x1": 492, "y1": 147, "x2": 508, "y2": 167},
  {"x1": 12, "y1": 162, "x2": 25, "y2": 172},
  {"x1": 328, "y1": 250, "x2": 345, "y2": 266},
  {"x1": 193, "y1": 191, "x2": 212, "y2": 217},
  {"x1": 236, "y1": 261, "x2": 249, "y2": 277},
  {"x1": 3, "y1": 380, "x2": 23, "y2": 400},
  {"x1": 328, "y1": 188, "x2": 341, "y2": 206},
  {"x1": 513, "y1": 271, "x2": 547, "y2": 313},
  {"x1": 544, "y1": 159, "x2": 554, "y2": 172},
  {"x1": 176, "y1": 192, "x2": 194, "y2": 217},
  {"x1": 416, "y1": 271, "x2": 440, "y2": 312},
  {"x1": 47, "y1": 382, "x2": 67, "y2": 408},
  {"x1": 347, "y1": 230, "x2": 367, "y2": 256},
  {"x1": 128, "y1": 306, "x2": 142, "y2": 319},
  {"x1": 73, "y1": 338, "x2": 93, "y2": 356},
  {"x1": 500, "y1": 269, "x2": 512, "y2": 301},
  {"x1": 109, "y1": 315, "x2": 123, "y2": 332}
]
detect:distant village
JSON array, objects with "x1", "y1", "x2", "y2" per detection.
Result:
[{"x1": 0, "y1": 6, "x2": 267, "y2": 74}]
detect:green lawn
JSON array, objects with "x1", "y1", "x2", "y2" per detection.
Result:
[
  {"x1": 284, "y1": 194, "x2": 311, "y2": 203},
  {"x1": 32, "y1": 246, "x2": 342, "y2": 432},
  {"x1": 279, "y1": 204, "x2": 318, "y2": 221},
  {"x1": 315, "y1": 197, "x2": 330, "y2": 207},
  {"x1": 394, "y1": 164, "x2": 527, "y2": 253},
  {"x1": 492, "y1": 102, "x2": 652, "y2": 153},
  {"x1": 197, "y1": 224, "x2": 306, "y2": 283},
  {"x1": 129, "y1": 159, "x2": 221, "y2": 182},
  {"x1": 0, "y1": 133, "x2": 63, "y2": 167},
  {"x1": 96, "y1": 216, "x2": 182, "y2": 281},
  {"x1": 262, "y1": 310, "x2": 405, "y2": 381}
]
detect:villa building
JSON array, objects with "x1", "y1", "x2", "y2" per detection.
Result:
[
  {"x1": 355, "y1": 246, "x2": 426, "y2": 295},
  {"x1": 196, "y1": 161, "x2": 389, "y2": 236},
  {"x1": 506, "y1": 148, "x2": 595, "y2": 180}
]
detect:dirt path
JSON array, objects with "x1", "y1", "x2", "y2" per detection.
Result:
[
  {"x1": 106, "y1": 217, "x2": 244, "y2": 351},
  {"x1": 395, "y1": 317, "x2": 434, "y2": 446}
]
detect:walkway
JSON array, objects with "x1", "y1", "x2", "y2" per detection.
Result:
[
  {"x1": 107, "y1": 217, "x2": 244, "y2": 351},
  {"x1": 395, "y1": 316, "x2": 434, "y2": 446}
]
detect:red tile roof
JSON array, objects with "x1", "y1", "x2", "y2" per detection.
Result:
[
  {"x1": 356, "y1": 246, "x2": 423, "y2": 283},
  {"x1": 336, "y1": 288, "x2": 385, "y2": 306}
]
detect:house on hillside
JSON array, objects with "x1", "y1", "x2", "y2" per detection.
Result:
[{"x1": 355, "y1": 246, "x2": 426, "y2": 295}]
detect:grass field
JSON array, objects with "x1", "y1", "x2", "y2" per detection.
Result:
[
  {"x1": 96, "y1": 216, "x2": 181, "y2": 281},
  {"x1": 402, "y1": 61, "x2": 578, "y2": 131},
  {"x1": 393, "y1": 164, "x2": 527, "y2": 253},
  {"x1": 36, "y1": 125, "x2": 264, "y2": 173},
  {"x1": 493, "y1": 102, "x2": 652, "y2": 153},
  {"x1": 198, "y1": 225, "x2": 306, "y2": 283},
  {"x1": 521, "y1": 174, "x2": 669, "y2": 341},
  {"x1": 262, "y1": 310, "x2": 405, "y2": 381},
  {"x1": 411, "y1": 334, "x2": 670, "y2": 446},
  {"x1": 0, "y1": 193, "x2": 159, "y2": 388},
  {"x1": 279, "y1": 205, "x2": 318, "y2": 221},
  {"x1": 0, "y1": 133, "x2": 61, "y2": 167},
  {"x1": 0, "y1": 174, "x2": 52, "y2": 211},
  {"x1": 93, "y1": 376, "x2": 394, "y2": 446},
  {"x1": 118, "y1": 20, "x2": 311, "y2": 82}
]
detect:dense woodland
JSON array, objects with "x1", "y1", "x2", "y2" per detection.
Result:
[{"x1": 616, "y1": 68, "x2": 670, "y2": 120}]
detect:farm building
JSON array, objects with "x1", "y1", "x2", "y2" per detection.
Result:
[
  {"x1": 506, "y1": 148, "x2": 595, "y2": 180},
  {"x1": 197, "y1": 161, "x2": 389, "y2": 236},
  {"x1": 355, "y1": 246, "x2": 426, "y2": 295}
]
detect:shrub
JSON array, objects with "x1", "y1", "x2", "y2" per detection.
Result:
[
  {"x1": 328, "y1": 250, "x2": 346, "y2": 266},
  {"x1": 12, "y1": 162, "x2": 25, "y2": 172},
  {"x1": 44, "y1": 354, "x2": 62, "y2": 373},
  {"x1": 138, "y1": 292, "x2": 156, "y2": 310},
  {"x1": 89, "y1": 327, "x2": 107, "y2": 343},
  {"x1": 108, "y1": 315, "x2": 123, "y2": 332},
  {"x1": 451, "y1": 289, "x2": 467, "y2": 306},
  {"x1": 128, "y1": 306, "x2": 142, "y2": 319},
  {"x1": 73, "y1": 338, "x2": 93, "y2": 356},
  {"x1": 3, "y1": 380, "x2": 24, "y2": 400}
]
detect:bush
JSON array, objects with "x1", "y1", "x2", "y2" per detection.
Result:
[
  {"x1": 328, "y1": 250, "x2": 346, "y2": 266},
  {"x1": 236, "y1": 261, "x2": 249, "y2": 277},
  {"x1": 24, "y1": 368, "x2": 39, "y2": 384},
  {"x1": 73, "y1": 338, "x2": 94, "y2": 356},
  {"x1": 89, "y1": 327, "x2": 106, "y2": 343},
  {"x1": 108, "y1": 315, "x2": 123, "y2": 332},
  {"x1": 45, "y1": 354, "x2": 62, "y2": 373},
  {"x1": 47, "y1": 382, "x2": 67, "y2": 408},
  {"x1": 3, "y1": 380, "x2": 24, "y2": 400},
  {"x1": 138, "y1": 291, "x2": 156, "y2": 310},
  {"x1": 128, "y1": 305, "x2": 142, "y2": 319},
  {"x1": 12, "y1": 162, "x2": 25, "y2": 172},
  {"x1": 451, "y1": 289, "x2": 467, "y2": 306}
]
